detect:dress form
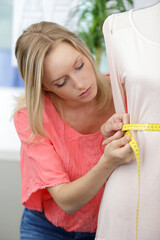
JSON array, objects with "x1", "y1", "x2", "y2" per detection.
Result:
[{"x1": 95, "y1": 2, "x2": 160, "y2": 240}]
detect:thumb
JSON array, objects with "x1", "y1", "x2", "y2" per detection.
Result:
[{"x1": 123, "y1": 113, "x2": 130, "y2": 124}]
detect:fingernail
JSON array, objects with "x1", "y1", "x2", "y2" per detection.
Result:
[
  {"x1": 102, "y1": 140, "x2": 110, "y2": 145},
  {"x1": 102, "y1": 141, "x2": 107, "y2": 145}
]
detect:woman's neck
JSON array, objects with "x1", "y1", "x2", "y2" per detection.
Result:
[{"x1": 50, "y1": 93, "x2": 114, "y2": 135}]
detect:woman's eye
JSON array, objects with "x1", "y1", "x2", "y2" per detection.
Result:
[
  {"x1": 55, "y1": 76, "x2": 68, "y2": 88},
  {"x1": 76, "y1": 62, "x2": 84, "y2": 70},
  {"x1": 56, "y1": 81, "x2": 65, "y2": 87}
]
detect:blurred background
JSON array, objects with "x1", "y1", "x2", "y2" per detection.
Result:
[{"x1": 0, "y1": 0, "x2": 159, "y2": 239}]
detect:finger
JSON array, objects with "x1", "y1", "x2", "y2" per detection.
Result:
[
  {"x1": 101, "y1": 122, "x2": 123, "y2": 137},
  {"x1": 110, "y1": 135, "x2": 131, "y2": 148},
  {"x1": 119, "y1": 143, "x2": 135, "y2": 161},
  {"x1": 102, "y1": 131, "x2": 124, "y2": 145},
  {"x1": 123, "y1": 113, "x2": 130, "y2": 124},
  {"x1": 121, "y1": 142, "x2": 133, "y2": 153},
  {"x1": 110, "y1": 113, "x2": 125, "y2": 123}
]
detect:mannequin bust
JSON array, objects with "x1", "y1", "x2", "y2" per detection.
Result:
[{"x1": 95, "y1": 2, "x2": 160, "y2": 240}]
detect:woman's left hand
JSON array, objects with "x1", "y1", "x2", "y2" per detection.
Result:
[{"x1": 101, "y1": 113, "x2": 130, "y2": 145}]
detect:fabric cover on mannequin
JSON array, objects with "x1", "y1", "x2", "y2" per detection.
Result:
[{"x1": 95, "y1": 2, "x2": 160, "y2": 240}]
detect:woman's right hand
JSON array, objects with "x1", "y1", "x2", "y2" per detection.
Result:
[{"x1": 101, "y1": 134, "x2": 135, "y2": 171}]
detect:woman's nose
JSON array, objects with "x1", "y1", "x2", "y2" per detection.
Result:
[{"x1": 71, "y1": 75, "x2": 85, "y2": 90}]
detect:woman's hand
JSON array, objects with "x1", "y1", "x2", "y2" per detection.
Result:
[
  {"x1": 100, "y1": 113, "x2": 134, "y2": 170},
  {"x1": 101, "y1": 113, "x2": 130, "y2": 145},
  {"x1": 101, "y1": 134, "x2": 135, "y2": 171}
]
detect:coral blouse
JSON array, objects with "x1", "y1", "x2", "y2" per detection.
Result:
[{"x1": 14, "y1": 94, "x2": 105, "y2": 233}]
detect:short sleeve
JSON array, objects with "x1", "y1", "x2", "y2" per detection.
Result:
[
  {"x1": 14, "y1": 110, "x2": 70, "y2": 211},
  {"x1": 103, "y1": 14, "x2": 126, "y2": 113}
]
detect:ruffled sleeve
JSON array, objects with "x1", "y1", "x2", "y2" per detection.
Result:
[{"x1": 14, "y1": 109, "x2": 70, "y2": 211}]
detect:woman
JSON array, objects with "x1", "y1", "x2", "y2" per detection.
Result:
[{"x1": 14, "y1": 21, "x2": 134, "y2": 240}]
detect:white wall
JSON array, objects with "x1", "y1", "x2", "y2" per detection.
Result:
[
  {"x1": 0, "y1": 87, "x2": 23, "y2": 160},
  {"x1": 0, "y1": 88, "x2": 24, "y2": 240},
  {"x1": 0, "y1": 160, "x2": 24, "y2": 240}
]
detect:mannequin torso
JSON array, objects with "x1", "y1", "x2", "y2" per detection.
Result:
[{"x1": 96, "y1": 2, "x2": 160, "y2": 240}]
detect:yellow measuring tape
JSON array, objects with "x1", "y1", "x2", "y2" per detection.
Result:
[{"x1": 122, "y1": 123, "x2": 160, "y2": 240}]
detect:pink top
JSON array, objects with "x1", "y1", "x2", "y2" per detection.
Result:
[{"x1": 14, "y1": 94, "x2": 105, "y2": 233}]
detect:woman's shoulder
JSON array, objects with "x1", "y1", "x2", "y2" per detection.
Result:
[{"x1": 14, "y1": 107, "x2": 28, "y2": 128}]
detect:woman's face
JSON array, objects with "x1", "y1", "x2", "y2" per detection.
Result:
[{"x1": 43, "y1": 42, "x2": 97, "y2": 105}]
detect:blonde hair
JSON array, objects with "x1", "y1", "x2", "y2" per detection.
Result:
[{"x1": 15, "y1": 21, "x2": 111, "y2": 138}]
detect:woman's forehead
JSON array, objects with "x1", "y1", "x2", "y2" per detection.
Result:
[
  {"x1": 43, "y1": 42, "x2": 82, "y2": 80},
  {"x1": 45, "y1": 42, "x2": 81, "y2": 64}
]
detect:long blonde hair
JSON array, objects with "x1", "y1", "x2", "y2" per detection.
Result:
[{"x1": 15, "y1": 21, "x2": 111, "y2": 138}]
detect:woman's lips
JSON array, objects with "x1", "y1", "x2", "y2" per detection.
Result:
[{"x1": 79, "y1": 87, "x2": 91, "y2": 97}]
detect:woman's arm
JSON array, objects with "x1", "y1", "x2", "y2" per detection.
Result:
[{"x1": 47, "y1": 133, "x2": 134, "y2": 215}]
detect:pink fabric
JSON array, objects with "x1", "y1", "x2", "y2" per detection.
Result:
[{"x1": 14, "y1": 94, "x2": 105, "y2": 232}]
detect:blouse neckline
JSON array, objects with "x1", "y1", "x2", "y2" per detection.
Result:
[
  {"x1": 129, "y1": 9, "x2": 160, "y2": 47},
  {"x1": 46, "y1": 95, "x2": 102, "y2": 138}
]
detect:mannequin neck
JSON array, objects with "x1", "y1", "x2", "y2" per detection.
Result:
[{"x1": 132, "y1": 2, "x2": 160, "y2": 43}]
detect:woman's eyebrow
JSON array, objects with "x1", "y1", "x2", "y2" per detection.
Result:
[
  {"x1": 72, "y1": 55, "x2": 81, "y2": 67},
  {"x1": 52, "y1": 55, "x2": 81, "y2": 83}
]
